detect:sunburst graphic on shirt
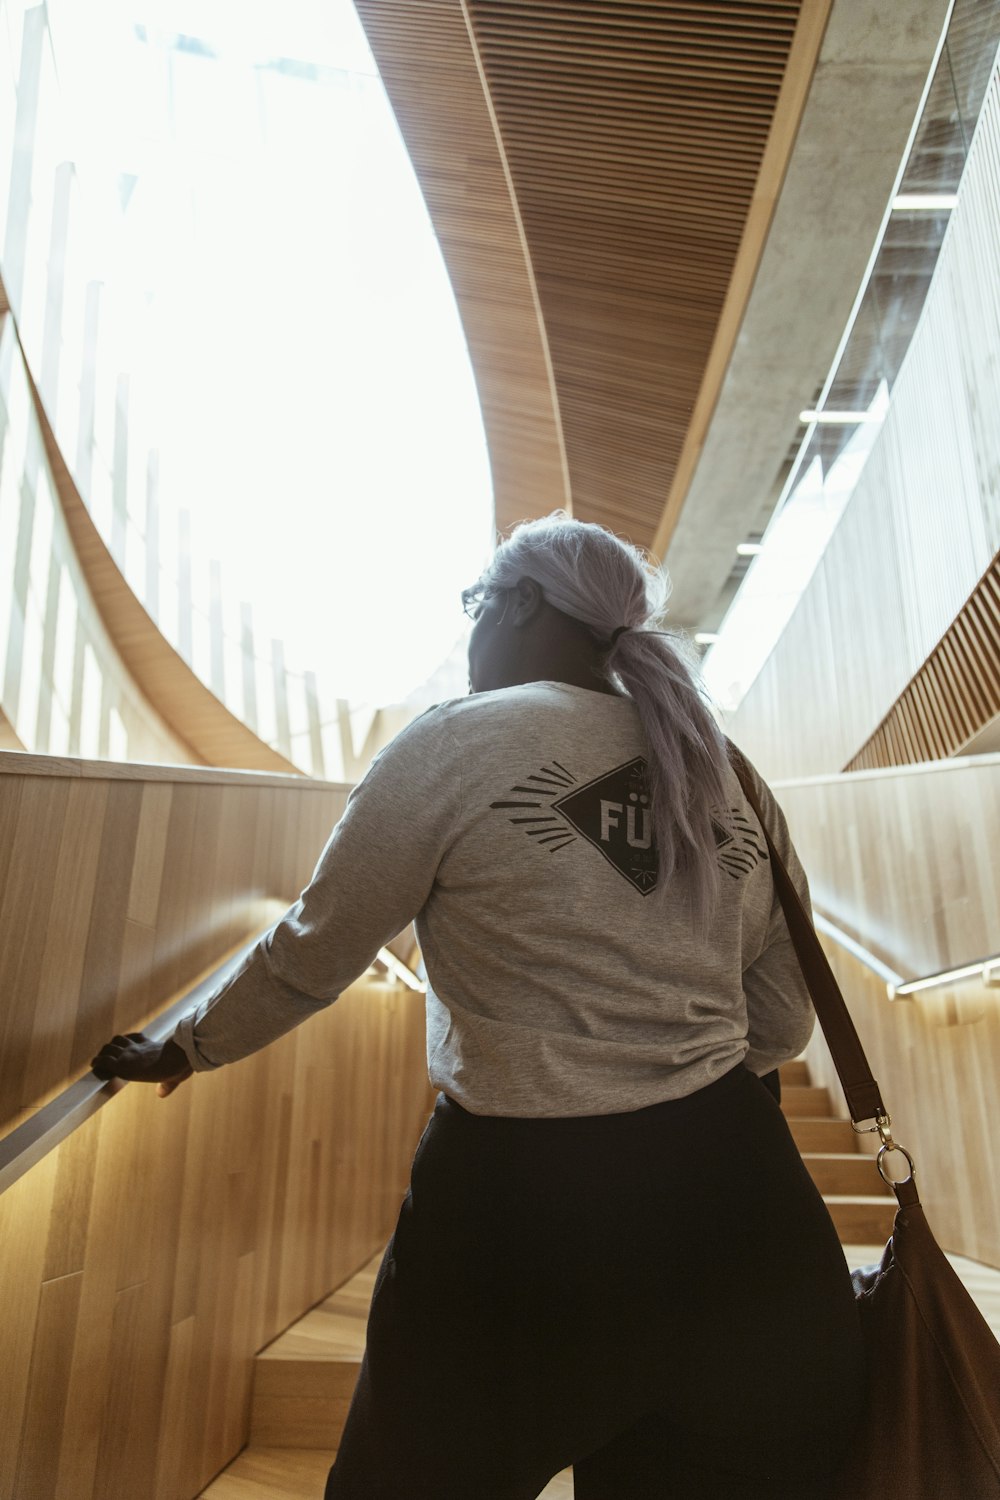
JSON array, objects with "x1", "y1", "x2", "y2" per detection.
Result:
[
  {"x1": 711, "y1": 807, "x2": 769, "y2": 879},
  {"x1": 488, "y1": 760, "x2": 580, "y2": 853},
  {"x1": 491, "y1": 758, "x2": 769, "y2": 894}
]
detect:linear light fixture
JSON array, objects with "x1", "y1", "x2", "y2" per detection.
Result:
[
  {"x1": 888, "y1": 957, "x2": 1000, "y2": 1000},
  {"x1": 377, "y1": 946, "x2": 426, "y2": 991},
  {"x1": 813, "y1": 914, "x2": 904, "y2": 990},
  {"x1": 694, "y1": 632, "x2": 720, "y2": 645},
  {"x1": 736, "y1": 542, "x2": 764, "y2": 556},
  {"x1": 892, "y1": 193, "x2": 958, "y2": 211},
  {"x1": 799, "y1": 409, "x2": 882, "y2": 424},
  {"x1": 814, "y1": 913, "x2": 1000, "y2": 1004}
]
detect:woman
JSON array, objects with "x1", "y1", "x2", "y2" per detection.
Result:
[{"x1": 94, "y1": 515, "x2": 864, "y2": 1499}]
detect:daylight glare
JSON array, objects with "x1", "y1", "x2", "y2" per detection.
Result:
[{"x1": 46, "y1": 0, "x2": 494, "y2": 706}]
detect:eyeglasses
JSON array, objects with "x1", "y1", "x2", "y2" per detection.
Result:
[{"x1": 461, "y1": 583, "x2": 495, "y2": 620}]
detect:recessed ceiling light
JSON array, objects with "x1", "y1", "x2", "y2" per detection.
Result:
[
  {"x1": 736, "y1": 542, "x2": 764, "y2": 556},
  {"x1": 694, "y1": 633, "x2": 720, "y2": 645},
  {"x1": 892, "y1": 193, "x2": 958, "y2": 211},
  {"x1": 799, "y1": 409, "x2": 881, "y2": 424}
]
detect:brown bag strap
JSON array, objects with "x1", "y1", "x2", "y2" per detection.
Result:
[{"x1": 726, "y1": 741, "x2": 886, "y2": 1126}]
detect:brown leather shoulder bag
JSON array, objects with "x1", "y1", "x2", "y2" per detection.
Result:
[{"x1": 729, "y1": 743, "x2": 1000, "y2": 1499}]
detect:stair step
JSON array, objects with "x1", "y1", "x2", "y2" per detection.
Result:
[
  {"x1": 199, "y1": 1446, "x2": 335, "y2": 1496},
  {"x1": 250, "y1": 1257, "x2": 374, "y2": 1448},
  {"x1": 779, "y1": 1059, "x2": 810, "y2": 1086},
  {"x1": 200, "y1": 1446, "x2": 574, "y2": 1496},
  {"x1": 803, "y1": 1153, "x2": 891, "y2": 1196},
  {"x1": 789, "y1": 1117, "x2": 858, "y2": 1153},
  {"x1": 252, "y1": 1358, "x2": 360, "y2": 1449},
  {"x1": 780, "y1": 1084, "x2": 832, "y2": 1117},
  {"x1": 825, "y1": 1196, "x2": 897, "y2": 1243}
]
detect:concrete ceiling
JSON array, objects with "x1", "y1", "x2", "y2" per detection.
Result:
[{"x1": 661, "y1": 0, "x2": 951, "y2": 629}]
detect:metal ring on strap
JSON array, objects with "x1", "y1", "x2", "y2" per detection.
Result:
[{"x1": 877, "y1": 1141, "x2": 916, "y2": 1187}]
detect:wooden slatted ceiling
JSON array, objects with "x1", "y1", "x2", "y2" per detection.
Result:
[
  {"x1": 356, "y1": 1, "x2": 825, "y2": 549},
  {"x1": 466, "y1": 1, "x2": 805, "y2": 543}
]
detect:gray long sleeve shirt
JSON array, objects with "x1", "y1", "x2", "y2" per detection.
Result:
[{"x1": 173, "y1": 682, "x2": 815, "y2": 1116}]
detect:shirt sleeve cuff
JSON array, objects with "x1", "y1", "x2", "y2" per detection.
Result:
[{"x1": 171, "y1": 1008, "x2": 224, "y2": 1072}]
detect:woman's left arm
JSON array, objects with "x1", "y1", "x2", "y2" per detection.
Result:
[{"x1": 92, "y1": 707, "x2": 462, "y2": 1088}]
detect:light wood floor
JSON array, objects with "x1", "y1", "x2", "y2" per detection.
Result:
[{"x1": 200, "y1": 1448, "x2": 575, "y2": 1498}]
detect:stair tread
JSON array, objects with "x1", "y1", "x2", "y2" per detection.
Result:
[
  {"x1": 261, "y1": 1258, "x2": 380, "y2": 1362},
  {"x1": 780, "y1": 1084, "x2": 832, "y2": 1116},
  {"x1": 799, "y1": 1151, "x2": 873, "y2": 1159},
  {"x1": 822, "y1": 1193, "x2": 897, "y2": 1204},
  {"x1": 199, "y1": 1446, "x2": 335, "y2": 1496},
  {"x1": 201, "y1": 1446, "x2": 574, "y2": 1497}
]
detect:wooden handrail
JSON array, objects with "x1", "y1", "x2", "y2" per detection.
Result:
[
  {"x1": 0, "y1": 927, "x2": 427, "y2": 1196},
  {"x1": 9, "y1": 895, "x2": 987, "y2": 1196},
  {"x1": 0, "y1": 933, "x2": 265, "y2": 1197}
]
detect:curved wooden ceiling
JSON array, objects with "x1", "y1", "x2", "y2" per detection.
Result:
[{"x1": 355, "y1": 0, "x2": 830, "y2": 551}]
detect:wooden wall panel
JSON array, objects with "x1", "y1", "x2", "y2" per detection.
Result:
[
  {"x1": 0, "y1": 754, "x2": 350, "y2": 1135},
  {"x1": 726, "y1": 60, "x2": 1000, "y2": 781},
  {"x1": 0, "y1": 751, "x2": 437, "y2": 1497},
  {"x1": 0, "y1": 976, "x2": 435, "y2": 1500},
  {"x1": 773, "y1": 754, "x2": 1000, "y2": 1264}
]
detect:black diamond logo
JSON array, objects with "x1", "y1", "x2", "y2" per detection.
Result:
[{"x1": 553, "y1": 756, "x2": 658, "y2": 895}]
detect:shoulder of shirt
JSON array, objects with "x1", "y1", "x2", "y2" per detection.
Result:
[{"x1": 393, "y1": 682, "x2": 597, "y2": 739}]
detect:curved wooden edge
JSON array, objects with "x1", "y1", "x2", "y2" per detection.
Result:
[
  {"x1": 0, "y1": 747, "x2": 352, "y2": 791},
  {"x1": 353, "y1": 0, "x2": 571, "y2": 536},
  {"x1": 7, "y1": 304, "x2": 303, "y2": 774},
  {"x1": 0, "y1": 704, "x2": 25, "y2": 751},
  {"x1": 651, "y1": 0, "x2": 835, "y2": 562},
  {"x1": 773, "y1": 752, "x2": 1000, "y2": 788}
]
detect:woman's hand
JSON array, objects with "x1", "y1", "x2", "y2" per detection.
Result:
[{"x1": 91, "y1": 1033, "x2": 194, "y2": 1097}]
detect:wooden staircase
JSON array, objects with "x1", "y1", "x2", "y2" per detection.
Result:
[
  {"x1": 199, "y1": 1060, "x2": 892, "y2": 1497},
  {"x1": 780, "y1": 1058, "x2": 895, "y2": 1244}
]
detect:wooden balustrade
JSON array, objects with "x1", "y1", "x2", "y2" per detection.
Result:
[
  {"x1": 0, "y1": 753, "x2": 352, "y2": 1137},
  {"x1": 0, "y1": 752, "x2": 436, "y2": 1499},
  {"x1": 775, "y1": 754, "x2": 1000, "y2": 1266}
]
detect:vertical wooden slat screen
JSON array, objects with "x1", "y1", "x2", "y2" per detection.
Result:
[
  {"x1": 0, "y1": 18, "x2": 409, "y2": 777},
  {"x1": 848, "y1": 552, "x2": 1000, "y2": 768},
  {"x1": 0, "y1": 315, "x2": 195, "y2": 767}
]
